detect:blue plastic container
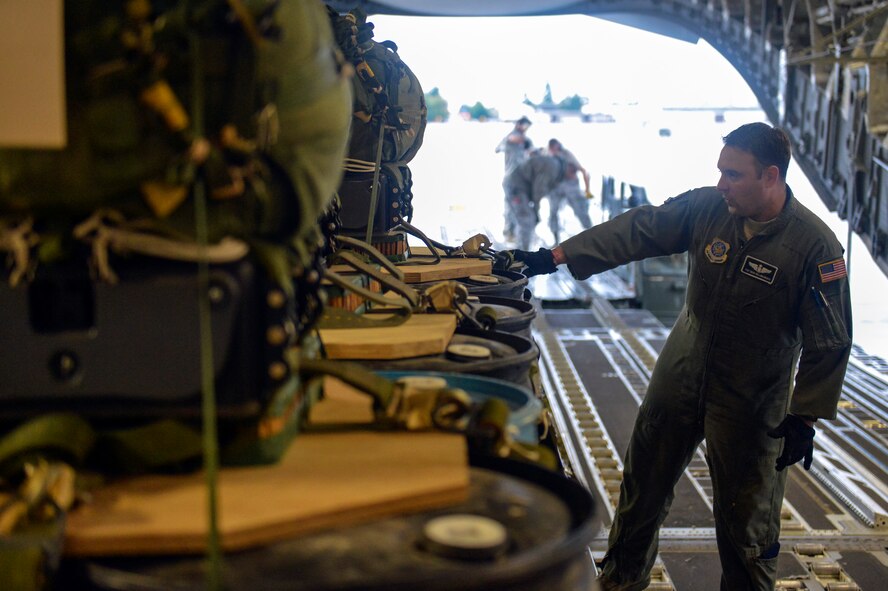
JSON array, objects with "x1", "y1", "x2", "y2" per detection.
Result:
[{"x1": 377, "y1": 370, "x2": 542, "y2": 444}]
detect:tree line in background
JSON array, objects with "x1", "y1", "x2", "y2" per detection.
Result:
[{"x1": 425, "y1": 84, "x2": 589, "y2": 122}]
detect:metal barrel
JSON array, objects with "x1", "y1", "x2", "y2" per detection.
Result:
[
  {"x1": 459, "y1": 270, "x2": 529, "y2": 300},
  {"x1": 76, "y1": 455, "x2": 598, "y2": 591},
  {"x1": 355, "y1": 327, "x2": 539, "y2": 391},
  {"x1": 465, "y1": 295, "x2": 536, "y2": 340}
]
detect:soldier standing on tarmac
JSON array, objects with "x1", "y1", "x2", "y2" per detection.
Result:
[
  {"x1": 506, "y1": 122, "x2": 853, "y2": 591},
  {"x1": 496, "y1": 116, "x2": 534, "y2": 243},
  {"x1": 546, "y1": 138, "x2": 593, "y2": 244}
]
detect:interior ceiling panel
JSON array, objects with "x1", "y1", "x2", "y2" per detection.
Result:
[{"x1": 328, "y1": 1, "x2": 888, "y2": 277}]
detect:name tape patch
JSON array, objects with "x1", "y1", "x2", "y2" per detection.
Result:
[{"x1": 740, "y1": 256, "x2": 778, "y2": 285}]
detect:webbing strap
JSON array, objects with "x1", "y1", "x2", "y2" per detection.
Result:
[
  {"x1": 0, "y1": 516, "x2": 65, "y2": 591},
  {"x1": 189, "y1": 26, "x2": 223, "y2": 590},
  {"x1": 364, "y1": 120, "x2": 387, "y2": 245},
  {"x1": 332, "y1": 250, "x2": 419, "y2": 307},
  {"x1": 96, "y1": 420, "x2": 203, "y2": 472},
  {"x1": 392, "y1": 219, "x2": 441, "y2": 266},
  {"x1": 335, "y1": 235, "x2": 405, "y2": 281},
  {"x1": 320, "y1": 269, "x2": 412, "y2": 328},
  {"x1": 297, "y1": 358, "x2": 396, "y2": 414},
  {"x1": 0, "y1": 415, "x2": 94, "y2": 479}
]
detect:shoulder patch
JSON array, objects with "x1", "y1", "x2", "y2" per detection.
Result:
[{"x1": 817, "y1": 258, "x2": 847, "y2": 283}]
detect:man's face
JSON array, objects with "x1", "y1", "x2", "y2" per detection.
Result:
[{"x1": 716, "y1": 145, "x2": 767, "y2": 219}]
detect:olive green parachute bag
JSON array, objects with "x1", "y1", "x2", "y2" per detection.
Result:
[
  {"x1": 328, "y1": 9, "x2": 428, "y2": 244},
  {"x1": 0, "y1": 2, "x2": 353, "y2": 586},
  {"x1": 0, "y1": 0, "x2": 350, "y2": 245},
  {"x1": 0, "y1": 0, "x2": 351, "y2": 457}
]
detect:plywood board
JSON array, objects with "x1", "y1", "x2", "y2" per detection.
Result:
[
  {"x1": 0, "y1": 0, "x2": 66, "y2": 147},
  {"x1": 317, "y1": 313, "x2": 456, "y2": 360},
  {"x1": 326, "y1": 251, "x2": 491, "y2": 283},
  {"x1": 65, "y1": 416, "x2": 468, "y2": 556},
  {"x1": 398, "y1": 250, "x2": 492, "y2": 283}
]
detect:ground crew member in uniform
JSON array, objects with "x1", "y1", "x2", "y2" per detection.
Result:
[
  {"x1": 506, "y1": 123, "x2": 853, "y2": 590},
  {"x1": 503, "y1": 152, "x2": 573, "y2": 251},
  {"x1": 546, "y1": 138, "x2": 593, "y2": 243},
  {"x1": 496, "y1": 116, "x2": 534, "y2": 242}
]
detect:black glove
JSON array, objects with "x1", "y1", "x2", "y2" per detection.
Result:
[
  {"x1": 509, "y1": 248, "x2": 557, "y2": 277},
  {"x1": 767, "y1": 414, "x2": 815, "y2": 471}
]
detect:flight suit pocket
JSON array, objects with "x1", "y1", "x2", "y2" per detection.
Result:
[{"x1": 803, "y1": 286, "x2": 850, "y2": 352}]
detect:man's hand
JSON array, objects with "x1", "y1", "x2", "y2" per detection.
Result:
[
  {"x1": 508, "y1": 248, "x2": 557, "y2": 277},
  {"x1": 767, "y1": 415, "x2": 816, "y2": 471}
]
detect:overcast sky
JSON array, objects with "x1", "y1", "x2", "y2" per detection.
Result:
[{"x1": 369, "y1": 14, "x2": 760, "y2": 118}]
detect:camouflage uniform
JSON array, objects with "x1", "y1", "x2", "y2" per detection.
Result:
[
  {"x1": 546, "y1": 147, "x2": 592, "y2": 243},
  {"x1": 503, "y1": 154, "x2": 566, "y2": 250},
  {"x1": 496, "y1": 128, "x2": 533, "y2": 239},
  {"x1": 560, "y1": 187, "x2": 852, "y2": 591}
]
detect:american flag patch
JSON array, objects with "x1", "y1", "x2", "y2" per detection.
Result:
[{"x1": 818, "y1": 258, "x2": 847, "y2": 283}]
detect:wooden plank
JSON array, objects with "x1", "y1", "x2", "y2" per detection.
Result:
[
  {"x1": 0, "y1": 1, "x2": 66, "y2": 147},
  {"x1": 398, "y1": 250, "x2": 492, "y2": 283},
  {"x1": 65, "y1": 381, "x2": 469, "y2": 556},
  {"x1": 326, "y1": 250, "x2": 491, "y2": 283},
  {"x1": 317, "y1": 313, "x2": 456, "y2": 360}
]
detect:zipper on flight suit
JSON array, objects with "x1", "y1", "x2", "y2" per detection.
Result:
[{"x1": 696, "y1": 232, "x2": 754, "y2": 421}]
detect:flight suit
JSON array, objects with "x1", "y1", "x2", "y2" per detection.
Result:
[
  {"x1": 504, "y1": 154, "x2": 566, "y2": 250},
  {"x1": 560, "y1": 187, "x2": 852, "y2": 590}
]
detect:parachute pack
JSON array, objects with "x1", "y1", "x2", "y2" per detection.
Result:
[
  {"x1": 0, "y1": 0, "x2": 351, "y2": 452},
  {"x1": 329, "y1": 9, "x2": 428, "y2": 258}
]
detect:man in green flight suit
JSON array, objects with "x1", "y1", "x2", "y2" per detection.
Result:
[{"x1": 507, "y1": 123, "x2": 853, "y2": 590}]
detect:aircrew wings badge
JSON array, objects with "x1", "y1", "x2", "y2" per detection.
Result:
[
  {"x1": 818, "y1": 258, "x2": 847, "y2": 283},
  {"x1": 741, "y1": 256, "x2": 778, "y2": 284},
  {"x1": 704, "y1": 238, "x2": 730, "y2": 263}
]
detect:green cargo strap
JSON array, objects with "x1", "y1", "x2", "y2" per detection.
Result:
[
  {"x1": 296, "y1": 358, "x2": 396, "y2": 417},
  {"x1": 320, "y1": 269, "x2": 413, "y2": 328},
  {"x1": 333, "y1": 250, "x2": 419, "y2": 307},
  {"x1": 0, "y1": 515, "x2": 65, "y2": 591},
  {"x1": 365, "y1": 115, "x2": 387, "y2": 246},
  {"x1": 0, "y1": 415, "x2": 94, "y2": 479},
  {"x1": 94, "y1": 420, "x2": 204, "y2": 474},
  {"x1": 335, "y1": 235, "x2": 406, "y2": 281},
  {"x1": 473, "y1": 399, "x2": 557, "y2": 471}
]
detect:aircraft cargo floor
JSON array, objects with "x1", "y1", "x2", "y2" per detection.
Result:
[{"x1": 532, "y1": 268, "x2": 888, "y2": 590}]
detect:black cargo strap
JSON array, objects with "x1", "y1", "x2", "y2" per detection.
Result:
[
  {"x1": 335, "y1": 235, "x2": 406, "y2": 281},
  {"x1": 365, "y1": 116, "x2": 387, "y2": 245}
]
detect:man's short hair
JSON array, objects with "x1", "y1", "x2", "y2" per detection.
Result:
[
  {"x1": 516, "y1": 116, "x2": 532, "y2": 126},
  {"x1": 548, "y1": 138, "x2": 562, "y2": 150},
  {"x1": 723, "y1": 123, "x2": 791, "y2": 178}
]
